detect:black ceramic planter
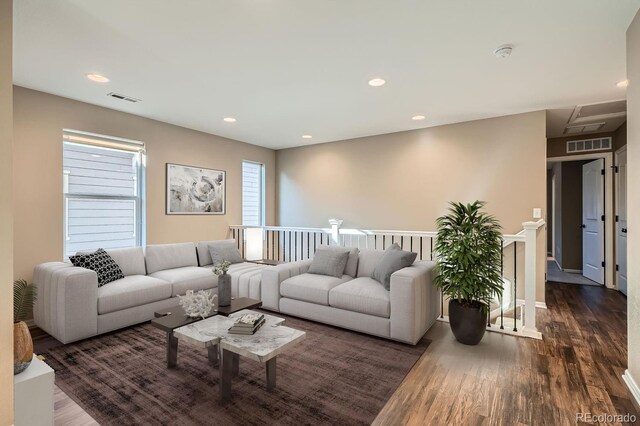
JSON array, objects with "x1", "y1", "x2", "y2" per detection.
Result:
[{"x1": 448, "y1": 299, "x2": 487, "y2": 345}]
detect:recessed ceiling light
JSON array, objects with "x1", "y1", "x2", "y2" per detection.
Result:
[
  {"x1": 617, "y1": 79, "x2": 629, "y2": 88},
  {"x1": 412, "y1": 115, "x2": 426, "y2": 121},
  {"x1": 223, "y1": 117, "x2": 237, "y2": 123},
  {"x1": 86, "y1": 73, "x2": 110, "y2": 83},
  {"x1": 368, "y1": 78, "x2": 386, "y2": 87},
  {"x1": 493, "y1": 45, "x2": 513, "y2": 58},
  {"x1": 302, "y1": 135, "x2": 313, "y2": 139}
]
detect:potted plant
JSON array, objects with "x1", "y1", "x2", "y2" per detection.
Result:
[
  {"x1": 14, "y1": 279, "x2": 37, "y2": 374},
  {"x1": 433, "y1": 201, "x2": 503, "y2": 345},
  {"x1": 213, "y1": 261, "x2": 232, "y2": 307}
]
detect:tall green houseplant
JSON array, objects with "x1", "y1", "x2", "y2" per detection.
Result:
[{"x1": 433, "y1": 201, "x2": 503, "y2": 344}]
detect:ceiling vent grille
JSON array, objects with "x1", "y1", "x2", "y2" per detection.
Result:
[
  {"x1": 566, "y1": 137, "x2": 611, "y2": 154},
  {"x1": 563, "y1": 122, "x2": 605, "y2": 135},
  {"x1": 107, "y1": 92, "x2": 141, "y2": 103}
]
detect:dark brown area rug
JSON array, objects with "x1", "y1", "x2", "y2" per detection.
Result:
[{"x1": 39, "y1": 314, "x2": 430, "y2": 426}]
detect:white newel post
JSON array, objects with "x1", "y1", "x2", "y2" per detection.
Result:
[
  {"x1": 522, "y1": 221, "x2": 539, "y2": 335},
  {"x1": 328, "y1": 219, "x2": 343, "y2": 245}
]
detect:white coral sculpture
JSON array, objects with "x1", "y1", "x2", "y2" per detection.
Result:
[{"x1": 178, "y1": 289, "x2": 218, "y2": 319}]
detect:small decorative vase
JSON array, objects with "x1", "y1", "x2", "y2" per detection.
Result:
[
  {"x1": 14, "y1": 321, "x2": 33, "y2": 375},
  {"x1": 218, "y1": 273, "x2": 231, "y2": 306}
]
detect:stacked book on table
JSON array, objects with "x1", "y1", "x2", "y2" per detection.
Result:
[{"x1": 228, "y1": 313, "x2": 265, "y2": 335}]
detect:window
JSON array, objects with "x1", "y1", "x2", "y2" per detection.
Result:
[
  {"x1": 242, "y1": 161, "x2": 265, "y2": 226},
  {"x1": 63, "y1": 131, "x2": 145, "y2": 257}
]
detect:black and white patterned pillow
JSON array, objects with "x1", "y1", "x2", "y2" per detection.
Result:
[{"x1": 70, "y1": 249, "x2": 125, "y2": 287}]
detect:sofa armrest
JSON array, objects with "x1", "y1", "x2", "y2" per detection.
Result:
[
  {"x1": 389, "y1": 260, "x2": 440, "y2": 344},
  {"x1": 33, "y1": 262, "x2": 99, "y2": 344},
  {"x1": 260, "y1": 260, "x2": 312, "y2": 311}
]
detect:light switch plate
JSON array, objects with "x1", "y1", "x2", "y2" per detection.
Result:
[{"x1": 533, "y1": 208, "x2": 542, "y2": 219}]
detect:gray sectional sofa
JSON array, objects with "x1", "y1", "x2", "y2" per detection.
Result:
[
  {"x1": 33, "y1": 241, "x2": 267, "y2": 344},
  {"x1": 262, "y1": 248, "x2": 440, "y2": 344},
  {"x1": 34, "y1": 241, "x2": 439, "y2": 346}
]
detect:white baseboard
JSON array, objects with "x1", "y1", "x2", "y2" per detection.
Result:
[
  {"x1": 623, "y1": 370, "x2": 640, "y2": 407},
  {"x1": 562, "y1": 268, "x2": 583, "y2": 274}
]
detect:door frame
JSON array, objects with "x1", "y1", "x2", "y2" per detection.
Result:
[
  {"x1": 615, "y1": 145, "x2": 627, "y2": 291},
  {"x1": 546, "y1": 152, "x2": 614, "y2": 289}
]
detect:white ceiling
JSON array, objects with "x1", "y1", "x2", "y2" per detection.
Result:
[{"x1": 13, "y1": 0, "x2": 640, "y2": 149}]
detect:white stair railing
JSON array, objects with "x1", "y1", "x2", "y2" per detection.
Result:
[{"x1": 229, "y1": 218, "x2": 545, "y2": 339}]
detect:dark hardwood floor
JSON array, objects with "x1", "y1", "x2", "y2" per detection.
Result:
[
  {"x1": 36, "y1": 281, "x2": 637, "y2": 425},
  {"x1": 373, "y1": 282, "x2": 638, "y2": 425}
]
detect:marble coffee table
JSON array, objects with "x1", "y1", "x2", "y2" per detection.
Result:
[
  {"x1": 174, "y1": 310, "x2": 306, "y2": 402},
  {"x1": 150, "y1": 298, "x2": 262, "y2": 368}
]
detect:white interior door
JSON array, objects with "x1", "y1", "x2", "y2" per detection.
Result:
[
  {"x1": 616, "y1": 149, "x2": 628, "y2": 295},
  {"x1": 582, "y1": 159, "x2": 605, "y2": 284}
]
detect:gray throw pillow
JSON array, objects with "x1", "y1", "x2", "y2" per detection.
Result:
[
  {"x1": 208, "y1": 241, "x2": 243, "y2": 265},
  {"x1": 315, "y1": 245, "x2": 359, "y2": 277},
  {"x1": 371, "y1": 243, "x2": 418, "y2": 290},
  {"x1": 308, "y1": 248, "x2": 350, "y2": 278}
]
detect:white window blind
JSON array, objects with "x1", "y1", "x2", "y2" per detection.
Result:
[
  {"x1": 63, "y1": 130, "x2": 145, "y2": 257},
  {"x1": 242, "y1": 161, "x2": 265, "y2": 227}
]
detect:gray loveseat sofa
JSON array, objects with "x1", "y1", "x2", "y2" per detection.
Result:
[{"x1": 261, "y1": 248, "x2": 440, "y2": 344}]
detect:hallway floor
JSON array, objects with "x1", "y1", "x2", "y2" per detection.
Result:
[{"x1": 547, "y1": 258, "x2": 601, "y2": 286}]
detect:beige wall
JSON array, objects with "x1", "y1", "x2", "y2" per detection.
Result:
[
  {"x1": 0, "y1": 0, "x2": 13, "y2": 424},
  {"x1": 626, "y1": 9, "x2": 640, "y2": 396},
  {"x1": 276, "y1": 111, "x2": 547, "y2": 301},
  {"x1": 615, "y1": 122, "x2": 627, "y2": 151},
  {"x1": 13, "y1": 87, "x2": 276, "y2": 283}
]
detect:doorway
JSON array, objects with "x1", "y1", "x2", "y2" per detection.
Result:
[{"x1": 547, "y1": 154, "x2": 612, "y2": 287}]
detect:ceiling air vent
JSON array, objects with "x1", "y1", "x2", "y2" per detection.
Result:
[
  {"x1": 566, "y1": 137, "x2": 611, "y2": 154},
  {"x1": 563, "y1": 122, "x2": 605, "y2": 135},
  {"x1": 107, "y1": 92, "x2": 141, "y2": 103}
]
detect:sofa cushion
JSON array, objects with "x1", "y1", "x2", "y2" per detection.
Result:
[
  {"x1": 329, "y1": 277, "x2": 390, "y2": 318},
  {"x1": 356, "y1": 249, "x2": 387, "y2": 278},
  {"x1": 77, "y1": 247, "x2": 146, "y2": 277},
  {"x1": 197, "y1": 239, "x2": 237, "y2": 266},
  {"x1": 281, "y1": 273, "x2": 352, "y2": 305},
  {"x1": 308, "y1": 248, "x2": 350, "y2": 278},
  {"x1": 371, "y1": 243, "x2": 418, "y2": 290},
  {"x1": 97, "y1": 275, "x2": 172, "y2": 315},
  {"x1": 106, "y1": 247, "x2": 146, "y2": 276},
  {"x1": 208, "y1": 242, "x2": 243, "y2": 266},
  {"x1": 315, "y1": 245, "x2": 359, "y2": 277},
  {"x1": 149, "y1": 266, "x2": 217, "y2": 297},
  {"x1": 145, "y1": 243, "x2": 198, "y2": 274}
]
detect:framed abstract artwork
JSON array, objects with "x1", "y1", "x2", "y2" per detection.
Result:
[{"x1": 166, "y1": 163, "x2": 226, "y2": 215}]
